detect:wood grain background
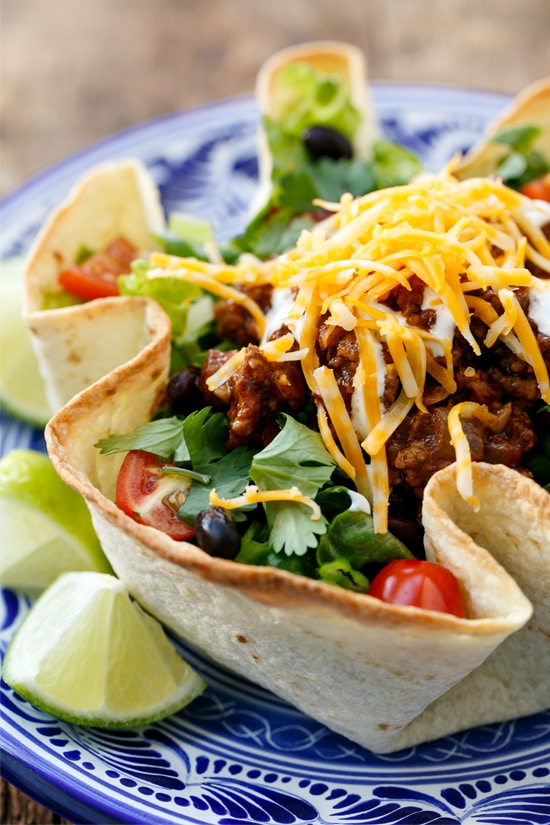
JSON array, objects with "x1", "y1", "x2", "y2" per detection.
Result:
[{"x1": 1, "y1": 0, "x2": 549, "y2": 821}]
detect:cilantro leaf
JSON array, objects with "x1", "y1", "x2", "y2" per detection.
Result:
[
  {"x1": 182, "y1": 408, "x2": 229, "y2": 469},
  {"x1": 249, "y1": 415, "x2": 336, "y2": 556},
  {"x1": 310, "y1": 157, "x2": 376, "y2": 201},
  {"x1": 178, "y1": 447, "x2": 253, "y2": 522},
  {"x1": 266, "y1": 500, "x2": 328, "y2": 557},
  {"x1": 177, "y1": 408, "x2": 254, "y2": 521},
  {"x1": 95, "y1": 417, "x2": 188, "y2": 460},
  {"x1": 178, "y1": 447, "x2": 252, "y2": 522},
  {"x1": 250, "y1": 414, "x2": 335, "y2": 498},
  {"x1": 224, "y1": 209, "x2": 314, "y2": 262},
  {"x1": 235, "y1": 522, "x2": 318, "y2": 577}
]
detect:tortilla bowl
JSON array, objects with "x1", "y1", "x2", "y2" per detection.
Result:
[
  {"x1": 23, "y1": 159, "x2": 166, "y2": 413},
  {"x1": 252, "y1": 40, "x2": 379, "y2": 215},
  {"x1": 255, "y1": 39, "x2": 379, "y2": 159},
  {"x1": 455, "y1": 76, "x2": 550, "y2": 179},
  {"x1": 45, "y1": 317, "x2": 549, "y2": 753}
]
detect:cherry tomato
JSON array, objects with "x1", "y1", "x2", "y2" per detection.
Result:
[
  {"x1": 116, "y1": 450, "x2": 195, "y2": 541},
  {"x1": 59, "y1": 236, "x2": 137, "y2": 301},
  {"x1": 368, "y1": 559, "x2": 465, "y2": 617},
  {"x1": 520, "y1": 176, "x2": 550, "y2": 203}
]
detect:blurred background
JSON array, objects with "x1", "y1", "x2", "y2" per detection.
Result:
[
  {"x1": 2, "y1": 0, "x2": 549, "y2": 197},
  {"x1": 1, "y1": 0, "x2": 549, "y2": 822}
]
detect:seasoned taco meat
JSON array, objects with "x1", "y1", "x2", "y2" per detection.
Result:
[
  {"x1": 214, "y1": 284, "x2": 273, "y2": 346},
  {"x1": 386, "y1": 402, "x2": 536, "y2": 494},
  {"x1": 200, "y1": 343, "x2": 308, "y2": 449},
  {"x1": 203, "y1": 278, "x2": 548, "y2": 497}
]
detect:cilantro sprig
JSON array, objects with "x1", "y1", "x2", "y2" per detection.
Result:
[
  {"x1": 249, "y1": 415, "x2": 336, "y2": 556},
  {"x1": 96, "y1": 416, "x2": 190, "y2": 461}
]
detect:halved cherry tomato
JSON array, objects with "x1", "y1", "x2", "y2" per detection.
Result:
[
  {"x1": 59, "y1": 236, "x2": 137, "y2": 301},
  {"x1": 116, "y1": 450, "x2": 195, "y2": 541},
  {"x1": 368, "y1": 559, "x2": 465, "y2": 617},
  {"x1": 520, "y1": 175, "x2": 550, "y2": 203}
]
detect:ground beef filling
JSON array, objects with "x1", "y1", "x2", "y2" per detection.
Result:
[
  {"x1": 199, "y1": 278, "x2": 548, "y2": 496},
  {"x1": 214, "y1": 284, "x2": 273, "y2": 346},
  {"x1": 200, "y1": 341, "x2": 308, "y2": 450}
]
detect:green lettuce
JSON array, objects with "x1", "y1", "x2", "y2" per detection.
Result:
[
  {"x1": 490, "y1": 124, "x2": 549, "y2": 189},
  {"x1": 275, "y1": 62, "x2": 360, "y2": 140},
  {"x1": 119, "y1": 260, "x2": 207, "y2": 343}
]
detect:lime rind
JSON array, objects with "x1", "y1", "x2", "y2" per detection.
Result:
[
  {"x1": 0, "y1": 449, "x2": 112, "y2": 593},
  {"x1": 0, "y1": 498, "x2": 111, "y2": 594},
  {"x1": 3, "y1": 572, "x2": 206, "y2": 728},
  {"x1": 7, "y1": 666, "x2": 206, "y2": 729},
  {"x1": 0, "y1": 257, "x2": 51, "y2": 428}
]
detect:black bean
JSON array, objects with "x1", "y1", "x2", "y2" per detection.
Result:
[
  {"x1": 303, "y1": 125, "x2": 353, "y2": 161},
  {"x1": 194, "y1": 506, "x2": 241, "y2": 559},
  {"x1": 166, "y1": 366, "x2": 203, "y2": 415}
]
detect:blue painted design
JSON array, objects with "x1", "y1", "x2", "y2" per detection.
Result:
[{"x1": 1, "y1": 86, "x2": 549, "y2": 825}]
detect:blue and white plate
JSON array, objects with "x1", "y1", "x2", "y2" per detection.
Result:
[{"x1": 2, "y1": 85, "x2": 549, "y2": 825}]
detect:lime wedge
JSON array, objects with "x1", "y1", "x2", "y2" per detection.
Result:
[
  {"x1": 0, "y1": 449, "x2": 111, "y2": 595},
  {"x1": 0, "y1": 256, "x2": 50, "y2": 428},
  {"x1": 3, "y1": 571, "x2": 206, "y2": 727}
]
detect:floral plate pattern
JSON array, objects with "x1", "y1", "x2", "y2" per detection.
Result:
[{"x1": 1, "y1": 85, "x2": 550, "y2": 825}]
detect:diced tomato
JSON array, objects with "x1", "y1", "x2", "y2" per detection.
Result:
[
  {"x1": 368, "y1": 559, "x2": 466, "y2": 617},
  {"x1": 59, "y1": 236, "x2": 137, "y2": 301},
  {"x1": 116, "y1": 450, "x2": 195, "y2": 541},
  {"x1": 520, "y1": 175, "x2": 550, "y2": 203}
]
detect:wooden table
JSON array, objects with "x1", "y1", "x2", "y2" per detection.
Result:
[{"x1": 1, "y1": 0, "x2": 548, "y2": 821}]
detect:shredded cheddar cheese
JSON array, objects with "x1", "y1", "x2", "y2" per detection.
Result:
[
  {"x1": 209, "y1": 485, "x2": 321, "y2": 520},
  {"x1": 149, "y1": 171, "x2": 550, "y2": 532},
  {"x1": 447, "y1": 402, "x2": 512, "y2": 509}
]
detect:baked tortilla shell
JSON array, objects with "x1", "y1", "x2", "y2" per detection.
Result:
[
  {"x1": 252, "y1": 41, "x2": 379, "y2": 214},
  {"x1": 45, "y1": 331, "x2": 542, "y2": 753},
  {"x1": 23, "y1": 159, "x2": 165, "y2": 413},
  {"x1": 455, "y1": 77, "x2": 550, "y2": 179},
  {"x1": 392, "y1": 462, "x2": 550, "y2": 750}
]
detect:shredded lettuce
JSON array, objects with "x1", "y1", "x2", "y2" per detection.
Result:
[
  {"x1": 372, "y1": 139, "x2": 425, "y2": 190},
  {"x1": 275, "y1": 63, "x2": 361, "y2": 140},
  {"x1": 119, "y1": 260, "x2": 217, "y2": 371},
  {"x1": 119, "y1": 260, "x2": 206, "y2": 342}
]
